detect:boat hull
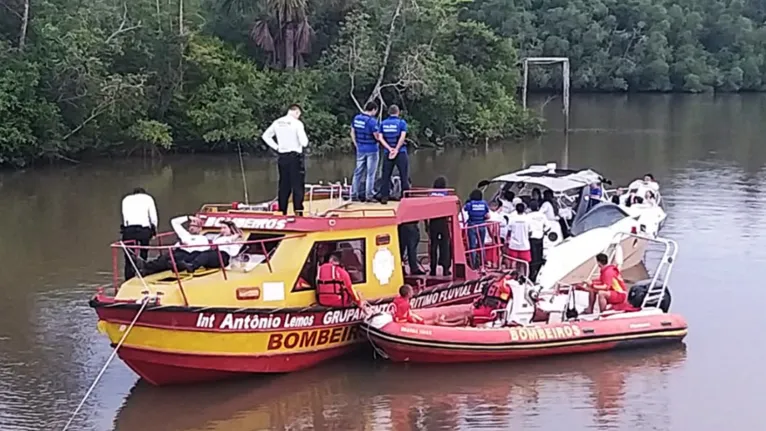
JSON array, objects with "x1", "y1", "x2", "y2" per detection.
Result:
[
  {"x1": 362, "y1": 310, "x2": 687, "y2": 364},
  {"x1": 91, "y1": 277, "x2": 495, "y2": 385}
]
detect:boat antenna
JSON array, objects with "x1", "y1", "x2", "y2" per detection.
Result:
[{"x1": 237, "y1": 142, "x2": 250, "y2": 205}]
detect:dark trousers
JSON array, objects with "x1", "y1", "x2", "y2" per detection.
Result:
[
  {"x1": 188, "y1": 250, "x2": 231, "y2": 272},
  {"x1": 529, "y1": 237, "x2": 544, "y2": 281},
  {"x1": 142, "y1": 250, "x2": 198, "y2": 275},
  {"x1": 121, "y1": 225, "x2": 153, "y2": 279},
  {"x1": 428, "y1": 230, "x2": 451, "y2": 275},
  {"x1": 398, "y1": 223, "x2": 420, "y2": 272},
  {"x1": 380, "y1": 151, "x2": 410, "y2": 200},
  {"x1": 277, "y1": 152, "x2": 305, "y2": 215}
]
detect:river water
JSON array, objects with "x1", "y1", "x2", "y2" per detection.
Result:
[{"x1": 1, "y1": 94, "x2": 765, "y2": 430}]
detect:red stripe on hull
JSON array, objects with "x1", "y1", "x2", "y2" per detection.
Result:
[
  {"x1": 374, "y1": 337, "x2": 622, "y2": 363},
  {"x1": 116, "y1": 345, "x2": 356, "y2": 386}
]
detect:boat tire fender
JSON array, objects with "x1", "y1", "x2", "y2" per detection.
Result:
[{"x1": 628, "y1": 279, "x2": 672, "y2": 312}]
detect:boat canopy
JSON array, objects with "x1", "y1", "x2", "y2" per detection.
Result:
[
  {"x1": 536, "y1": 227, "x2": 625, "y2": 291},
  {"x1": 482, "y1": 164, "x2": 605, "y2": 193}
]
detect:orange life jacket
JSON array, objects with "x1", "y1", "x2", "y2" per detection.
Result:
[
  {"x1": 316, "y1": 262, "x2": 353, "y2": 307},
  {"x1": 479, "y1": 277, "x2": 512, "y2": 309}
]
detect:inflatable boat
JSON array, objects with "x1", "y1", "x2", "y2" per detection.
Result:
[{"x1": 362, "y1": 233, "x2": 687, "y2": 364}]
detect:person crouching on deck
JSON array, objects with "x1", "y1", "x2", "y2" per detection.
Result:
[
  {"x1": 317, "y1": 252, "x2": 370, "y2": 312},
  {"x1": 391, "y1": 284, "x2": 423, "y2": 324},
  {"x1": 584, "y1": 253, "x2": 628, "y2": 314},
  {"x1": 437, "y1": 273, "x2": 517, "y2": 327},
  {"x1": 180, "y1": 220, "x2": 243, "y2": 273}
]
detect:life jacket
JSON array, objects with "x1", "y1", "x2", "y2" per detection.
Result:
[
  {"x1": 316, "y1": 262, "x2": 352, "y2": 307},
  {"x1": 479, "y1": 276, "x2": 512, "y2": 309},
  {"x1": 600, "y1": 264, "x2": 627, "y2": 293}
]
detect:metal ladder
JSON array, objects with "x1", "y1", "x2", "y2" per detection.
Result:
[
  {"x1": 305, "y1": 180, "x2": 352, "y2": 216},
  {"x1": 640, "y1": 236, "x2": 678, "y2": 309}
]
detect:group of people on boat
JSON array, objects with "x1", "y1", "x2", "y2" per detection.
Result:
[
  {"x1": 260, "y1": 102, "x2": 411, "y2": 216},
  {"x1": 120, "y1": 188, "x2": 246, "y2": 278},
  {"x1": 461, "y1": 187, "x2": 556, "y2": 281}
]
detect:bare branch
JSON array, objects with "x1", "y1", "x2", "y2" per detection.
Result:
[
  {"x1": 106, "y1": 3, "x2": 142, "y2": 44},
  {"x1": 365, "y1": 0, "x2": 405, "y2": 106},
  {"x1": 0, "y1": 0, "x2": 22, "y2": 19},
  {"x1": 347, "y1": 35, "x2": 363, "y2": 112},
  {"x1": 18, "y1": 0, "x2": 29, "y2": 50}
]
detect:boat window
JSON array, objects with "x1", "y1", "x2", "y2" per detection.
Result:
[
  {"x1": 293, "y1": 238, "x2": 367, "y2": 291},
  {"x1": 569, "y1": 203, "x2": 629, "y2": 236}
]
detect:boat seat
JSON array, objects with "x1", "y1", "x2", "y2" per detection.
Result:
[{"x1": 490, "y1": 279, "x2": 535, "y2": 327}]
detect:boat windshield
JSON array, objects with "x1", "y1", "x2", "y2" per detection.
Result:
[{"x1": 569, "y1": 202, "x2": 630, "y2": 236}]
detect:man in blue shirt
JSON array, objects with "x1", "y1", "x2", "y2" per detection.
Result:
[
  {"x1": 351, "y1": 102, "x2": 392, "y2": 202},
  {"x1": 378, "y1": 105, "x2": 409, "y2": 204},
  {"x1": 463, "y1": 189, "x2": 490, "y2": 269}
]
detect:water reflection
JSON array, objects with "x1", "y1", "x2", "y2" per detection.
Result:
[{"x1": 113, "y1": 346, "x2": 685, "y2": 431}]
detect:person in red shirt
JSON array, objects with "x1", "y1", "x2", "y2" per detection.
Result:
[
  {"x1": 316, "y1": 252, "x2": 368, "y2": 310},
  {"x1": 391, "y1": 284, "x2": 423, "y2": 323},
  {"x1": 584, "y1": 253, "x2": 628, "y2": 313}
]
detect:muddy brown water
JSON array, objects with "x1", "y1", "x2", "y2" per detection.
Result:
[{"x1": 1, "y1": 94, "x2": 765, "y2": 430}]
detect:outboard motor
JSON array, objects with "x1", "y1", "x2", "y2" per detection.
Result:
[{"x1": 628, "y1": 279, "x2": 672, "y2": 312}]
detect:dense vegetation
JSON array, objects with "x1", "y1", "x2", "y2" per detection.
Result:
[
  {"x1": 0, "y1": 0, "x2": 539, "y2": 167},
  {"x1": 2, "y1": 0, "x2": 766, "y2": 167}
]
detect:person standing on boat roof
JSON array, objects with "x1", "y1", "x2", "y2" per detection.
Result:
[
  {"x1": 464, "y1": 189, "x2": 490, "y2": 269},
  {"x1": 134, "y1": 216, "x2": 211, "y2": 276},
  {"x1": 378, "y1": 105, "x2": 409, "y2": 204},
  {"x1": 180, "y1": 220, "x2": 243, "y2": 273},
  {"x1": 262, "y1": 104, "x2": 309, "y2": 216},
  {"x1": 121, "y1": 187, "x2": 158, "y2": 280},
  {"x1": 351, "y1": 102, "x2": 391, "y2": 202},
  {"x1": 317, "y1": 252, "x2": 369, "y2": 311},
  {"x1": 584, "y1": 253, "x2": 628, "y2": 314}
]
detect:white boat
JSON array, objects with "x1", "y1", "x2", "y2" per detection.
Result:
[{"x1": 477, "y1": 163, "x2": 666, "y2": 271}]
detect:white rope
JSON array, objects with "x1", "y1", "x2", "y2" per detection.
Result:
[
  {"x1": 61, "y1": 242, "x2": 155, "y2": 431},
  {"x1": 61, "y1": 296, "x2": 149, "y2": 431}
]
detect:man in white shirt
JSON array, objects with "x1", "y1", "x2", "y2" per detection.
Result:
[
  {"x1": 262, "y1": 104, "x2": 310, "y2": 216},
  {"x1": 135, "y1": 215, "x2": 211, "y2": 276},
  {"x1": 526, "y1": 201, "x2": 547, "y2": 281},
  {"x1": 506, "y1": 203, "x2": 531, "y2": 274},
  {"x1": 121, "y1": 187, "x2": 158, "y2": 279}
]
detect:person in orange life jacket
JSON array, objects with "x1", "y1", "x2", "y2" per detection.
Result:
[
  {"x1": 464, "y1": 189, "x2": 490, "y2": 269},
  {"x1": 584, "y1": 253, "x2": 628, "y2": 313},
  {"x1": 391, "y1": 284, "x2": 423, "y2": 323},
  {"x1": 351, "y1": 102, "x2": 393, "y2": 202},
  {"x1": 181, "y1": 220, "x2": 243, "y2": 272},
  {"x1": 425, "y1": 176, "x2": 452, "y2": 276},
  {"x1": 135, "y1": 215, "x2": 211, "y2": 276},
  {"x1": 378, "y1": 105, "x2": 409, "y2": 204},
  {"x1": 437, "y1": 272, "x2": 516, "y2": 326},
  {"x1": 317, "y1": 252, "x2": 370, "y2": 311}
]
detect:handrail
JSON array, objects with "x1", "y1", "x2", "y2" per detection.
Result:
[
  {"x1": 461, "y1": 221, "x2": 505, "y2": 273},
  {"x1": 403, "y1": 188, "x2": 456, "y2": 198},
  {"x1": 113, "y1": 232, "x2": 308, "y2": 297}
]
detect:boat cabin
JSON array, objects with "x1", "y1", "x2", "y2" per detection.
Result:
[{"x1": 110, "y1": 184, "x2": 508, "y2": 309}]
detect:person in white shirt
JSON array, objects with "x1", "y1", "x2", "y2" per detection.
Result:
[
  {"x1": 121, "y1": 187, "x2": 158, "y2": 279},
  {"x1": 262, "y1": 104, "x2": 310, "y2": 216},
  {"x1": 184, "y1": 220, "x2": 243, "y2": 272},
  {"x1": 506, "y1": 203, "x2": 532, "y2": 274},
  {"x1": 526, "y1": 200, "x2": 547, "y2": 281},
  {"x1": 135, "y1": 215, "x2": 211, "y2": 276},
  {"x1": 540, "y1": 190, "x2": 558, "y2": 222}
]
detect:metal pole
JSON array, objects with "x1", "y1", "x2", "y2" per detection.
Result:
[{"x1": 522, "y1": 59, "x2": 529, "y2": 110}]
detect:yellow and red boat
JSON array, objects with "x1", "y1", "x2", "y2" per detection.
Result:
[{"x1": 90, "y1": 184, "x2": 508, "y2": 385}]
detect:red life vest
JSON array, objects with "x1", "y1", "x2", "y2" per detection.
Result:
[
  {"x1": 479, "y1": 277, "x2": 512, "y2": 309},
  {"x1": 316, "y1": 262, "x2": 353, "y2": 307}
]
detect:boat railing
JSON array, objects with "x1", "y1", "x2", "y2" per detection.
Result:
[
  {"x1": 307, "y1": 182, "x2": 352, "y2": 215},
  {"x1": 402, "y1": 188, "x2": 456, "y2": 198},
  {"x1": 460, "y1": 221, "x2": 520, "y2": 274},
  {"x1": 112, "y1": 232, "x2": 308, "y2": 304},
  {"x1": 582, "y1": 231, "x2": 677, "y2": 311}
]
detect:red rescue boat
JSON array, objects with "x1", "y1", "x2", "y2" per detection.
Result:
[{"x1": 362, "y1": 232, "x2": 688, "y2": 364}]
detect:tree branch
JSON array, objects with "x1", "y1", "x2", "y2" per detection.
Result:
[
  {"x1": 18, "y1": 0, "x2": 29, "y2": 50},
  {"x1": 348, "y1": 40, "x2": 362, "y2": 112},
  {"x1": 106, "y1": 3, "x2": 142, "y2": 44},
  {"x1": 366, "y1": 0, "x2": 405, "y2": 106}
]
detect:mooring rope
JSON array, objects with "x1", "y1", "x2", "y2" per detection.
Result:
[
  {"x1": 61, "y1": 242, "x2": 153, "y2": 431},
  {"x1": 365, "y1": 316, "x2": 390, "y2": 360}
]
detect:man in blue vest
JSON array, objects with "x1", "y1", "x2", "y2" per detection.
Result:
[
  {"x1": 351, "y1": 102, "x2": 392, "y2": 202},
  {"x1": 378, "y1": 105, "x2": 409, "y2": 204}
]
